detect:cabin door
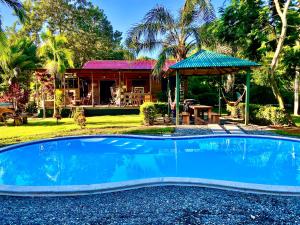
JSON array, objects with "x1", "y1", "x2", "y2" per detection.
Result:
[{"x1": 100, "y1": 80, "x2": 115, "y2": 104}]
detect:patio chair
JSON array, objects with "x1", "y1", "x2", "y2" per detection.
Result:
[{"x1": 82, "y1": 92, "x2": 92, "y2": 105}]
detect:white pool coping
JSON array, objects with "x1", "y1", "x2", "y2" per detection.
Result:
[
  {"x1": 1, "y1": 177, "x2": 300, "y2": 197},
  {"x1": 1, "y1": 134, "x2": 300, "y2": 197}
]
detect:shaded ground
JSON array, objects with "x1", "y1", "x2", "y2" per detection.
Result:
[{"x1": 1, "y1": 186, "x2": 299, "y2": 225}]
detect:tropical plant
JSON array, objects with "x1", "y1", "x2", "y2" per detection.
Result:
[
  {"x1": 0, "y1": 0, "x2": 26, "y2": 50},
  {"x1": 38, "y1": 29, "x2": 74, "y2": 116},
  {"x1": 20, "y1": 0, "x2": 127, "y2": 67},
  {"x1": 0, "y1": 37, "x2": 38, "y2": 91},
  {"x1": 140, "y1": 102, "x2": 157, "y2": 126},
  {"x1": 0, "y1": 37, "x2": 38, "y2": 111},
  {"x1": 126, "y1": 3, "x2": 215, "y2": 78}
]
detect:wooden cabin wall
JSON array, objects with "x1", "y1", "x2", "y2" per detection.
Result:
[{"x1": 77, "y1": 71, "x2": 162, "y2": 105}]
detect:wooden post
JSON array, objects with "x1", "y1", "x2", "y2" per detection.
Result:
[
  {"x1": 294, "y1": 66, "x2": 299, "y2": 115},
  {"x1": 63, "y1": 74, "x2": 66, "y2": 107},
  {"x1": 91, "y1": 72, "x2": 94, "y2": 107},
  {"x1": 176, "y1": 70, "x2": 180, "y2": 125},
  {"x1": 149, "y1": 72, "x2": 152, "y2": 95},
  {"x1": 245, "y1": 70, "x2": 251, "y2": 125},
  {"x1": 167, "y1": 77, "x2": 170, "y2": 116}
]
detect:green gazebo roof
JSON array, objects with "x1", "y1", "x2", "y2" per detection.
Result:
[{"x1": 170, "y1": 50, "x2": 260, "y2": 69}]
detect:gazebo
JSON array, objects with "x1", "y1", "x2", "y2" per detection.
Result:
[{"x1": 167, "y1": 50, "x2": 260, "y2": 125}]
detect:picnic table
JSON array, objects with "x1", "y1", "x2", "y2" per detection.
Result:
[{"x1": 189, "y1": 105, "x2": 213, "y2": 125}]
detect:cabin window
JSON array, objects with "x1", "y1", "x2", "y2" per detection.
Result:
[{"x1": 65, "y1": 78, "x2": 78, "y2": 89}]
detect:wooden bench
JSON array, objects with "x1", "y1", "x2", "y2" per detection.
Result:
[{"x1": 210, "y1": 113, "x2": 220, "y2": 124}]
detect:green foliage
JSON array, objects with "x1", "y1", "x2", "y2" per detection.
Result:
[
  {"x1": 153, "y1": 103, "x2": 169, "y2": 115},
  {"x1": 126, "y1": 2, "x2": 215, "y2": 77},
  {"x1": 20, "y1": 0, "x2": 128, "y2": 67},
  {"x1": 55, "y1": 89, "x2": 64, "y2": 109},
  {"x1": 38, "y1": 108, "x2": 71, "y2": 118},
  {"x1": 0, "y1": 0, "x2": 25, "y2": 32},
  {"x1": 227, "y1": 103, "x2": 288, "y2": 125},
  {"x1": 73, "y1": 107, "x2": 86, "y2": 128},
  {"x1": 255, "y1": 105, "x2": 289, "y2": 126},
  {"x1": 25, "y1": 101, "x2": 38, "y2": 114},
  {"x1": 84, "y1": 108, "x2": 139, "y2": 116},
  {"x1": 38, "y1": 29, "x2": 74, "y2": 75},
  {"x1": 226, "y1": 103, "x2": 245, "y2": 118},
  {"x1": 215, "y1": 0, "x2": 270, "y2": 61},
  {"x1": 187, "y1": 76, "x2": 219, "y2": 106},
  {"x1": 0, "y1": 37, "x2": 38, "y2": 92},
  {"x1": 140, "y1": 102, "x2": 157, "y2": 126}
]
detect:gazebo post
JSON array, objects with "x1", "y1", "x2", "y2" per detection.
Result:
[
  {"x1": 245, "y1": 69, "x2": 251, "y2": 125},
  {"x1": 167, "y1": 77, "x2": 170, "y2": 116},
  {"x1": 176, "y1": 70, "x2": 180, "y2": 125}
]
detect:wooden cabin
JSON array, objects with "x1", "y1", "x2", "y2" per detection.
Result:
[{"x1": 39, "y1": 60, "x2": 176, "y2": 108}]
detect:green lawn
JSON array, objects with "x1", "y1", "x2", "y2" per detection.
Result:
[
  {"x1": 0, "y1": 115, "x2": 174, "y2": 147},
  {"x1": 271, "y1": 115, "x2": 300, "y2": 137}
]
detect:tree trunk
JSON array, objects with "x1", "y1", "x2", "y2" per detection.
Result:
[
  {"x1": 295, "y1": 66, "x2": 300, "y2": 115},
  {"x1": 53, "y1": 74, "x2": 56, "y2": 117},
  {"x1": 42, "y1": 92, "x2": 46, "y2": 119},
  {"x1": 269, "y1": 0, "x2": 291, "y2": 109}
]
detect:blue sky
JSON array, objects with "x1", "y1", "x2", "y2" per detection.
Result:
[
  {"x1": 1, "y1": 0, "x2": 225, "y2": 57},
  {"x1": 1, "y1": 0, "x2": 225, "y2": 35}
]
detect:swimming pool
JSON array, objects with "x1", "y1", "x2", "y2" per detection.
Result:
[{"x1": 1, "y1": 135, "x2": 300, "y2": 196}]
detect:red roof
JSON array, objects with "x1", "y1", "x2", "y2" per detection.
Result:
[{"x1": 82, "y1": 60, "x2": 176, "y2": 71}]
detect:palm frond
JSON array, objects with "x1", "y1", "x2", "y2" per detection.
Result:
[
  {"x1": 182, "y1": 0, "x2": 216, "y2": 25},
  {"x1": 152, "y1": 47, "x2": 175, "y2": 78},
  {"x1": 144, "y1": 5, "x2": 175, "y2": 29},
  {"x1": 0, "y1": 0, "x2": 26, "y2": 25}
]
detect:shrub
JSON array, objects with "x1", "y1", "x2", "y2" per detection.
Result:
[
  {"x1": 25, "y1": 101, "x2": 38, "y2": 114},
  {"x1": 55, "y1": 89, "x2": 64, "y2": 110},
  {"x1": 226, "y1": 103, "x2": 245, "y2": 118},
  {"x1": 154, "y1": 102, "x2": 168, "y2": 115},
  {"x1": 73, "y1": 107, "x2": 86, "y2": 128},
  {"x1": 255, "y1": 105, "x2": 288, "y2": 126},
  {"x1": 226, "y1": 103, "x2": 288, "y2": 125},
  {"x1": 140, "y1": 102, "x2": 157, "y2": 126},
  {"x1": 38, "y1": 108, "x2": 71, "y2": 118}
]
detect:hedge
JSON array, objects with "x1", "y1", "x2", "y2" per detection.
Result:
[
  {"x1": 38, "y1": 108, "x2": 72, "y2": 118},
  {"x1": 226, "y1": 103, "x2": 288, "y2": 125}
]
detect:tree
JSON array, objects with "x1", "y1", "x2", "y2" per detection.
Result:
[
  {"x1": 0, "y1": 37, "x2": 39, "y2": 90},
  {"x1": 0, "y1": 36, "x2": 38, "y2": 111},
  {"x1": 0, "y1": 0, "x2": 26, "y2": 50},
  {"x1": 268, "y1": 0, "x2": 291, "y2": 110},
  {"x1": 38, "y1": 30, "x2": 74, "y2": 116},
  {"x1": 126, "y1": 4, "x2": 215, "y2": 78},
  {"x1": 20, "y1": 0, "x2": 125, "y2": 67}
]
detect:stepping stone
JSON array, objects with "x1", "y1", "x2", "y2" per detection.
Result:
[
  {"x1": 223, "y1": 124, "x2": 245, "y2": 134},
  {"x1": 208, "y1": 124, "x2": 227, "y2": 135}
]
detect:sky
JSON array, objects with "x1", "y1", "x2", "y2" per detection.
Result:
[
  {"x1": 0, "y1": 0, "x2": 226, "y2": 57},
  {"x1": 1, "y1": 0, "x2": 226, "y2": 34}
]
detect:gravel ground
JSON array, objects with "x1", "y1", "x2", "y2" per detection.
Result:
[
  {"x1": 172, "y1": 124, "x2": 279, "y2": 136},
  {"x1": 1, "y1": 186, "x2": 300, "y2": 225},
  {"x1": 239, "y1": 124, "x2": 280, "y2": 136},
  {"x1": 173, "y1": 125, "x2": 213, "y2": 136}
]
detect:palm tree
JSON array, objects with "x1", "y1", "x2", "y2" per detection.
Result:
[
  {"x1": 0, "y1": 37, "x2": 38, "y2": 88},
  {"x1": 0, "y1": 0, "x2": 26, "y2": 50},
  {"x1": 126, "y1": 2, "x2": 215, "y2": 77},
  {"x1": 38, "y1": 30, "x2": 74, "y2": 117},
  {"x1": 0, "y1": 37, "x2": 38, "y2": 110}
]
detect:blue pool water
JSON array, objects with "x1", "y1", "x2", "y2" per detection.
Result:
[{"x1": 0, "y1": 135, "x2": 300, "y2": 187}]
